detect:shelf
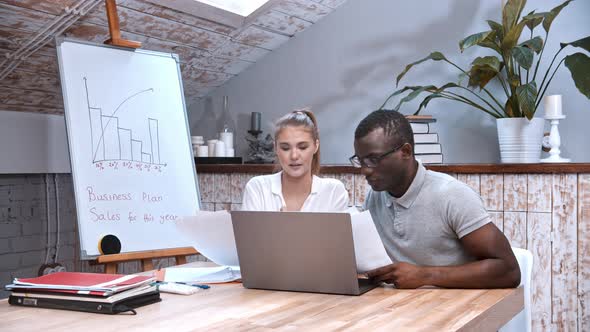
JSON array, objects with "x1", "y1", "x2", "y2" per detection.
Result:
[{"x1": 195, "y1": 163, "x2": 590, "y2": 174}]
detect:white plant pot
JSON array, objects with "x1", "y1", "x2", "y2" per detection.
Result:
[{"x1": 497, "y1": 118, "x2": 545, "y2": 163}]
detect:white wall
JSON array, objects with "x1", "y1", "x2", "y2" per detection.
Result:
[
  {"x1": 0, "y1": 111, "x2": 70, "y2": 173},
  {"x1": 188, "y1": 0, "x2": 590, "y2": 163}
]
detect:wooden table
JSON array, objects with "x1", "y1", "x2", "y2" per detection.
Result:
[{"x1": 0, "y1": 283, "x2": 522, "y2": 331}]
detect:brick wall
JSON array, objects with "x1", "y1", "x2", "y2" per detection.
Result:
[{"x1": 0, "y1": 174, "x2": 78, "y2": 299}]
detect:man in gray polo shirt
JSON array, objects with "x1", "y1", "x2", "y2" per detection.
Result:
[{"x1": 350, "y1": 110, "x2": 520, "y2": 289}]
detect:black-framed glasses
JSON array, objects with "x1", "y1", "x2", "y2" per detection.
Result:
[{"x1": 349, "y1": 143, "x2": 406, "y2": 168}]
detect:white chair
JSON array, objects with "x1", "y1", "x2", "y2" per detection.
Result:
[{"x1": 499, "y1": 247, "x2": 533, "y2": 332}]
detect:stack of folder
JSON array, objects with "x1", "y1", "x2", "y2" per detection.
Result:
[{"x1": 5, "y1": 272, "x2": 160, "y2": 314}]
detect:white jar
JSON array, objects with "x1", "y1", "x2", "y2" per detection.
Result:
[
  {"x1": 207, "y1": 139, "x2": 218, "y2": 157},
  {"x1": 215, "y1": 141, "x2": 226, "y2": 157},
  {"x1": 197, "y1": 145, "x2": 209, "y2": 157}
]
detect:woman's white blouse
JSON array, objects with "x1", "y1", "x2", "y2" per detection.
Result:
[{"x1": 241, "y1": 172, "x2": 349, "y2": 212}]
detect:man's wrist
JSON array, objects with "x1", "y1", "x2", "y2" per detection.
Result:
[{"x1": 420, "y1": 266, "x2": 438, "y2": 286}]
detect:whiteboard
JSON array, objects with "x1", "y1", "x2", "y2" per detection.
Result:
[{"x1": 57, "y1": 39, "x2": 200, "y2": 258}]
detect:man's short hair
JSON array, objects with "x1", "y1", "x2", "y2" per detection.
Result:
[{"x1": 355, "y1": 110, "x2": 414, "y2": 148}]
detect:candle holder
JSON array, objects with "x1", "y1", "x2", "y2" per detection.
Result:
[
  {"x1": 540, "y1": 115, "x2": 570, "y2": 163},
  {"x1": 247, "y1": 130, "x2": 262, "y2": 138}
]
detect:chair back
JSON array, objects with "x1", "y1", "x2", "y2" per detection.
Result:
[{"x1": 499, "y1": 247, "x2": 533, "y2": 332}]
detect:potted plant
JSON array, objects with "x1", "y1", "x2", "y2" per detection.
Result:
[{"x1": 380, "y1": 0, "x2": 590, "y2": 163}]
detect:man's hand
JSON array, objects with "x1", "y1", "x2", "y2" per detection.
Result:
[{"x1": 366, "y1": 262, "x2": 429, "y2": 289}]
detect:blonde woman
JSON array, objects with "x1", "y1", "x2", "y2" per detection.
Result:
[{"x1": 242, "y1": 109, "x2": 349, "y2": 211}]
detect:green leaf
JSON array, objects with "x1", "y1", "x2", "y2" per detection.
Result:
[
  {"x1": 502, "y1": 20, "x2": 528, "y2": 52},
  {"x1": 504, "y1": 95, "x2": 516, "y2": 117},
  {"x1": 512, "y1": 46, "x2": 534, "y2": 69},
  {"x1": 380, "y1": 86, "x2": 424, "y2": 109},
  {"x1": 396, "y1": 52, "x2": 447, "y2": 86},
  {"x1": 459, "y1": 31, "x2": 494, "y2": 52},
  {"x1": 519, "y1": 36, "x2": 543, "y2": 53},
  {"x1": 522, "y1": 11, "x2": 545, "y2": 31},
  {"x1": 543, "y1": 0, "x2": 573, "y2": 33},
  {"x1": 468, "y1": 56, "x2": 501, "y2": 89},
  {"x1": 472, "y1": 56, "x2": 501, "y2": 71},
  {"x1": 560, "y1": 36, "x2": 590, "y2": 52},
  {"x1": 392, "y1": 86, "x2": 437, "y2": 111},
  {"x1": 477, "y1": 31, "x2": 502, "y2": 54},
  {"x1": 487, "y1": 20, "x2": 504, "y2": 42},
  {"x1": 564, "y1": 53, "x2": 590, "y2": 99},
  {"x1": 502, "y1": 0, "x2": 527, "y2": 33},
  {"x1": 416, "y1": 94, "x2": 445, "y2": 114},
  {"x1": 509, "y1": 76, "x2": 521, "y2": 88},
  {"x1": 516, "y1": 82, "x2": 538, "y2": 119}
]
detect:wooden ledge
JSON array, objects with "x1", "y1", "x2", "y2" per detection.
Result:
[{"x1": 195, "y1": 163, "x2": 590, "y2": 174}]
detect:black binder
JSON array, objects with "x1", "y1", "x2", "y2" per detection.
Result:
[{"x1": 8, "y1": 291, "x2": 161, "y2": 314}]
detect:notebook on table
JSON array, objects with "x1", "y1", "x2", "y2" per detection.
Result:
[
  {"x1": 230, "y1": 211, "x2": 378, "y2": 296},
  {"x1": 8, "y1": 290, "x2": 161, "y2": 314}
]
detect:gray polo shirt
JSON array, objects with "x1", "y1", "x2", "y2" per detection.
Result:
[{"x1": 364, "y1": 162, "x2": 491, "y2": 266}]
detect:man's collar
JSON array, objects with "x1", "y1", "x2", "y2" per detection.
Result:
[{"x1": 388, "y1": 161, "x2": 426, "y2": 208}]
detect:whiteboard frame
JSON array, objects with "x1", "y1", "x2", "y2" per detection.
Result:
[{"x1": 56, "y1": 37, "x2": 201, "y2": 259}]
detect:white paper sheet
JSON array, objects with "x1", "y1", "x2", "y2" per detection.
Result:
[
  {"x1": 176, "y1": 211, "x2": 239, "y2": 266},
  {"x1": 164, "y1": 266, "x2": 241, "y2": 283},
  {"x1": 349, "y1": 209, "x2": 393, "y2": 273}
]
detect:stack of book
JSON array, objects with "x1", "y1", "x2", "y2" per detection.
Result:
[
  {"x1": 5, "y1": 272, "x2": 160, "y2": 314},
  {"x1": 406, "y1": 115, "x2": 443, "y2": 164}
]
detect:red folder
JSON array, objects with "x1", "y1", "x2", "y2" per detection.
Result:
[{"x1": 7, "y1": 272, "x2": 154, "y2": 295}]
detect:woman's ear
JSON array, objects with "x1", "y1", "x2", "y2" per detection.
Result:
[{"x1": 314, "y1": 139, "x2": 319, "y2": 154}]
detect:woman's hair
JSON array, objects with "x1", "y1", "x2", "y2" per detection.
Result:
[{"x1": 274, "y1": 108, "x2": 321, "y2": 175}]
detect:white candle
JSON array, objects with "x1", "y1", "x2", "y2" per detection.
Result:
[
  {"x1": 197, "y1": 145, "x2": 209, "y2": 157},
  {"x1": 215, "y1": 140, "x2": 226, "y2": 157},
  {"x1": 207, "y1": 139, "x2": 218, "y2": 157},
  {"x1": 544, "y1": 95, "x2": 563, "y2": 118},
  {"x1": 225, "y1": 147, "x2": 235, "y2": 157},
  {"x1": 220, "y1": 132, "x2": 233, "y2": 149}
]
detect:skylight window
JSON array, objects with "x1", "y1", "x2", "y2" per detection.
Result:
[{"x1": 195, "y1": 0, "x2": 270, "y2": 17}]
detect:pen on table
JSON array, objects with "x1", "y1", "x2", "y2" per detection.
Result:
[{"x1": 176, "y1": 282, "x2": 210, "y2": 289}]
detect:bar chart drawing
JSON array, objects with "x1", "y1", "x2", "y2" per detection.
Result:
[{"x1": 83, "y1": 77, "x2": 166, "y2": 166}]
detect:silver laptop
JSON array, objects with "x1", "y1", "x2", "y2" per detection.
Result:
[{"x1": 230, "y1": 211, "x2": 378, "y2": 296}]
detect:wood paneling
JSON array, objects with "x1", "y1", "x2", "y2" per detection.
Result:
[
  {"x1": 234, "y1": 25, "x2": 291, "y2": 50},
  {"x1": 84, "y1": 3, "x2": 230, "y2": 51},
  {"x1": 214, "y1": 173, "x2": 231, "y2": 203},
  {"x1": 354, "y1": 174, "x2": 368, "y2": 207},
  {"x1": 489, "y1": 211, "x2": 503, "y2": 232},
  {"x1": 528, "y1": 174, "x2": 552, "y2": 213},
  {"x1": 503, "y1": 211, "x2": 526, "y2": 248},
  {"x1": 579, "y1": 174, "x2": 590, "y2": 332},
  {"x1": 504, "y1": 174, "x2": 527, "y2": 211},
  {"x1": 552, "y1": 174, "x2": 578, "y2": 331},
  {"x1": 229, "y1": 173, "x2": 252, "y2": 204},
  {"x1": 0, "y1": 3, "x2": 55, "y2": 31},
  {"x1": 1, "y1": 70, "x2": 61, "y2": 94},
  {"x1": 2, "y1": 0, "x2": 80, "y2": 15},
  {"x1": 458, "y1": 174, "x2": 480, "y2": 194},
  {"x1": 274, "y1": 0, "x2": 331, "y2": 23},
  {"x1": 0, "y1": 87, "x2": 63, "y2": 108},
  {"x1": 197, "y1": 173, "x2": 215, "y2": 203},
  {"x1": 527, "y1": 212, "x2": 552, "y2": 332},
  {"x1": 120, "y1": 0, "x2": 235, "y2": 35},
  {"x1": 252, "y1": 10, "x2": 312, "y2": 36},
  {"x1": 480, "y1": 174, "x2": 503, "y2": 211}
]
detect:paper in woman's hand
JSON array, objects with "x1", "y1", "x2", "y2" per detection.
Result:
[{"x1": 176, "y1": 211, "x2": 239, "y2": 266}]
